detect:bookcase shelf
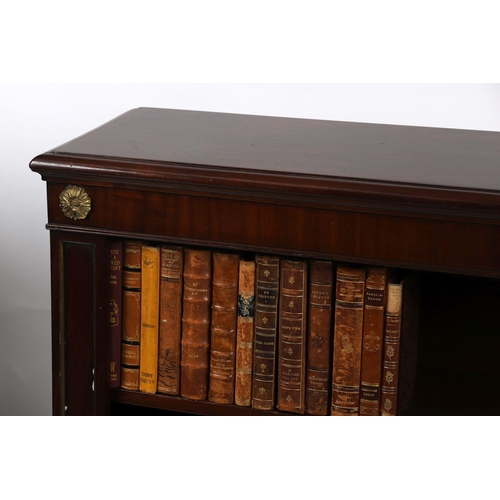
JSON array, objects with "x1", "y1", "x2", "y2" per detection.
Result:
[
  {"x1": 110, "y1": 389, "x2": 284, "y2": 416},
  {"x1": 30, "y1": 107, "x2": 500, "y2": 416}
]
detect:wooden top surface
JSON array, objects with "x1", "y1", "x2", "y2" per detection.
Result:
[{"x1": 45, "y1": 107, "x2": 500, "y2": 192}]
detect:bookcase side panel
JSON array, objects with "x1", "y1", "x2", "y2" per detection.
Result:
[{"x1": 50, "y1": 231, "x2": 110, "y2": 415}]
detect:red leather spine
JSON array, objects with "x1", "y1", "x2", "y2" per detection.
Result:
[{"x1": 209, "y1": 252, "x2": 240, "y2": 404}]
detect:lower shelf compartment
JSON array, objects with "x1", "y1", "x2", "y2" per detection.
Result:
[{"x1": 110, "y1": 271, "x2": 500, "y2": 417}]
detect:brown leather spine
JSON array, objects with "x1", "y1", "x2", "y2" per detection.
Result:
[
  {"x1": 331, "y1": 264, "x2": 366, "y2": 415},
  {"x1": 305, "y1": 260, "x2": 334, "y2": 415},
  {"x1": 380, "y1": 281, "x2": 403, "y2": 415},
  {"x1": 158, "y1": 246, "x2": 183, "y2": 395},
  {"x1": 120, "y1": 241, "x2": 142, "y2": 391},
  {"x1": 139, "y1": 245, "x2": 160, "y2": 394},
  {"x1": 180, "y1": 248, "x2": 212, "y2": 400},
  {"x1": 235, "y1": 259, "x2": 256, "y2": 406},
  {"x1": 252, "y1": 255, "x2": 280, "y2": 410},
  {"x1": 360, "y1": 267, "x2": 388, "y2": 415},
  {"x1": 277, "y1": 259, "x2": 308, "y2": 414},
  {"x1": 109, "y1": 239, "x2": 123, "y2": 389},
  {"x1": 381, "y1": 271, "x2": 421, "y2": 416},
  {"x1": 209, "y1": 252, "x2": 240, "y2": 404}
]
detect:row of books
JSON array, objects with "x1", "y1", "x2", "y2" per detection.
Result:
[{"x1": 108, "y1": 239, "x2": 420, "y2": 415}]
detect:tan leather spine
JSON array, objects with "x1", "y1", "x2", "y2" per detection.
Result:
[
  {"x1": 252, "y1": 255, "x2": 280, "y2": 410},
  {"x1": 235, "y1": 259, "x2": 256, "y2": 406},
  {"x1": 331, "y1": 264, "x2": 366, "y2": 416},
  {"x1": 305, "y1": 260, "x2": 334, "y2": 415},
  {"x1": 380, "y1": 281, "x2": 403, "y2": 415},
  {"x1": 157, "y1": 246, "x2": 183, "y2": 395},
  {"x1": 209, "y1": 252, "x2": 240, "y2": 404},
  {"x1": 380, "y1": 272, "x2": 420, "y2": 416},
  {"x1": 120, "y1": 241, "x2": 142, "y2": 391},
  {"x1": 180, "y1": 248, "x2": 212, "y2": 400},
  {"x1": 139, "y1": 245, "x2": 160, "y2": 394},
  {"x1": 360, "y1": 267, "x2": 388, "y2": 416}
]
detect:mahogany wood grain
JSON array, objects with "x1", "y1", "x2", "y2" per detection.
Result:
[{"x1": 45, "y1": 181, "x2": 500, "y2": 278}]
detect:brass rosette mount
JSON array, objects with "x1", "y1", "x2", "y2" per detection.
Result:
[{"x1": 59, "y1": 185, "x2": 91, "y2": 220}]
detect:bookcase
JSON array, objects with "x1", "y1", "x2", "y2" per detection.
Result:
[{"x1": 30, "y1": 107, "x2": 500, "y2": 416}]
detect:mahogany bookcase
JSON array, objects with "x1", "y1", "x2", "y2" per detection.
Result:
[{"x1": 30, "y1": 107, "x2": 500, "y2": 416}]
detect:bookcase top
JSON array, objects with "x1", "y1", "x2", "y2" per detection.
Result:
[{"x1": 39, "y1": 107, "x2": 500, "y2": 193}]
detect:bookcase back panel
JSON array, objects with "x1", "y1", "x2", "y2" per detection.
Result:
[{"x1": 46, "y1": 182, "x2": 500, "y2": 278}]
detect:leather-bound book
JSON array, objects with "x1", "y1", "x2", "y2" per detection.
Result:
[
  {"x1": 381, "y1": 271, "x2": 421, "y2": 416},
  {"x1": 277, "y1": 259, "x2": 308, "y2": 414},
  {"x1": 305, "y1": 260, "x2": 334, "y2": 415},
  {"x1": 209, "y1": 251, "x2": 240, "y2": 404},
  {"x1": 359, "y1": 267, "x2": 388, "y2": 416},
  {"x1": 139, "y1": 245, "x2": 161, "y2": 394},
  {"x1": 235, "y1": 258, "x2": 256, "y2": 406},
  {"x1": 109, "y1": 239, "x2": 123, "y2": 389},
  {"x1": 120, "y1": 240, "x2": 142, "y2": 391},
  {"x1": 157, "y1": 245, "x2": 183, "y2": 395},
  {"x1": 331, "y1": 264, "x2": 366, "y2": 416},
  {"x1": 180, "y1": 248, "x2": 212, "y2": 400},
  {"x1": 252, "y1": 255, "x2": 280, "y2": 410}
]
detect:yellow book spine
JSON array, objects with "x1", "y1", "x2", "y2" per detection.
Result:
[{"x1": 139, "y1": 245, "x2": 160, "y2": 393}]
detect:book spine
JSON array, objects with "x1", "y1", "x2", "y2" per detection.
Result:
[
  {"x1": 331, "y1": 264, "x2": 366, "y2": 416},
  {"x1": 157, "y1": 246, "x2": 183, "y2": 395},
  {"x1": 109, "y1": 239, "x2": 123, "y2": 389},
  {"x1": 380, "y1": 282, "x2": 403, "y2": 416},
  {"x1": 120, "y1": 241, "x2": 142, "y2": 391},
  {"x1": 139, "y1": 245, "x2": 160, "y2": 393},
  {"x1": 235, "y1": 259, "x2": 256, "y2": 406},
  {"x1": 277, "y1": 259, "x2": 307, "y2": 414},
  {"x1": 252, "y1": 255, "x2": 280, "y2": 410},
  {"x1": 180, "y1": 248, "x2": 212, "y2": 400},
  {"x1": 305, "y1": 260, "x2": 334, "y2": 415},
  {"x1": 209, "y1": 252, "x2": 240, "y2": 404},
  {"x1": 360, "y1": 267, "x2": 388, "y2": 415}
]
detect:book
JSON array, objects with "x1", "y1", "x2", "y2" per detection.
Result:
[
  {"x1": 139, "y1": 245, "x2": 161, "y2": 393},
  {"x1": 209, "y1": 251, "x2": 240, "y2": 404},
  {"x1": 180, "y1": 248, "x2": 213, "y2": 400},
  {"x1": 252, "y1": 255, "x2": 280, "y2": 410},
  {"x1": 157, "y1": 245, "x2": 184, "y2": 395},
  {"x1": 109, "y1": 239, "x2": 123, "y2": 389},
  {"x1": 305, "y1": 260, "x2": 334, "y2": 415},
  {"x1": 380, "y1": 271, "x2": 421, "y2": 415},
  {"x1": 277, "y1": 259, "x2": 308, "y2": 414},
  {"x1": 235, "y1": 258, "x2": 256, "y2": 406},
  {"x1": 331, "y1": 264, "x2": 366, "y2": 416},
  {"x1": 120, "y1": 240, "x2": 142, "y2": 391},
  {"x1": 359, "y1": 267, "x2": 388, "y2": 415}
]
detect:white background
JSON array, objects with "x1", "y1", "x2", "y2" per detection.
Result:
[{"x1": 2, "y1": 1, "x2": 500, "y2": 498}]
